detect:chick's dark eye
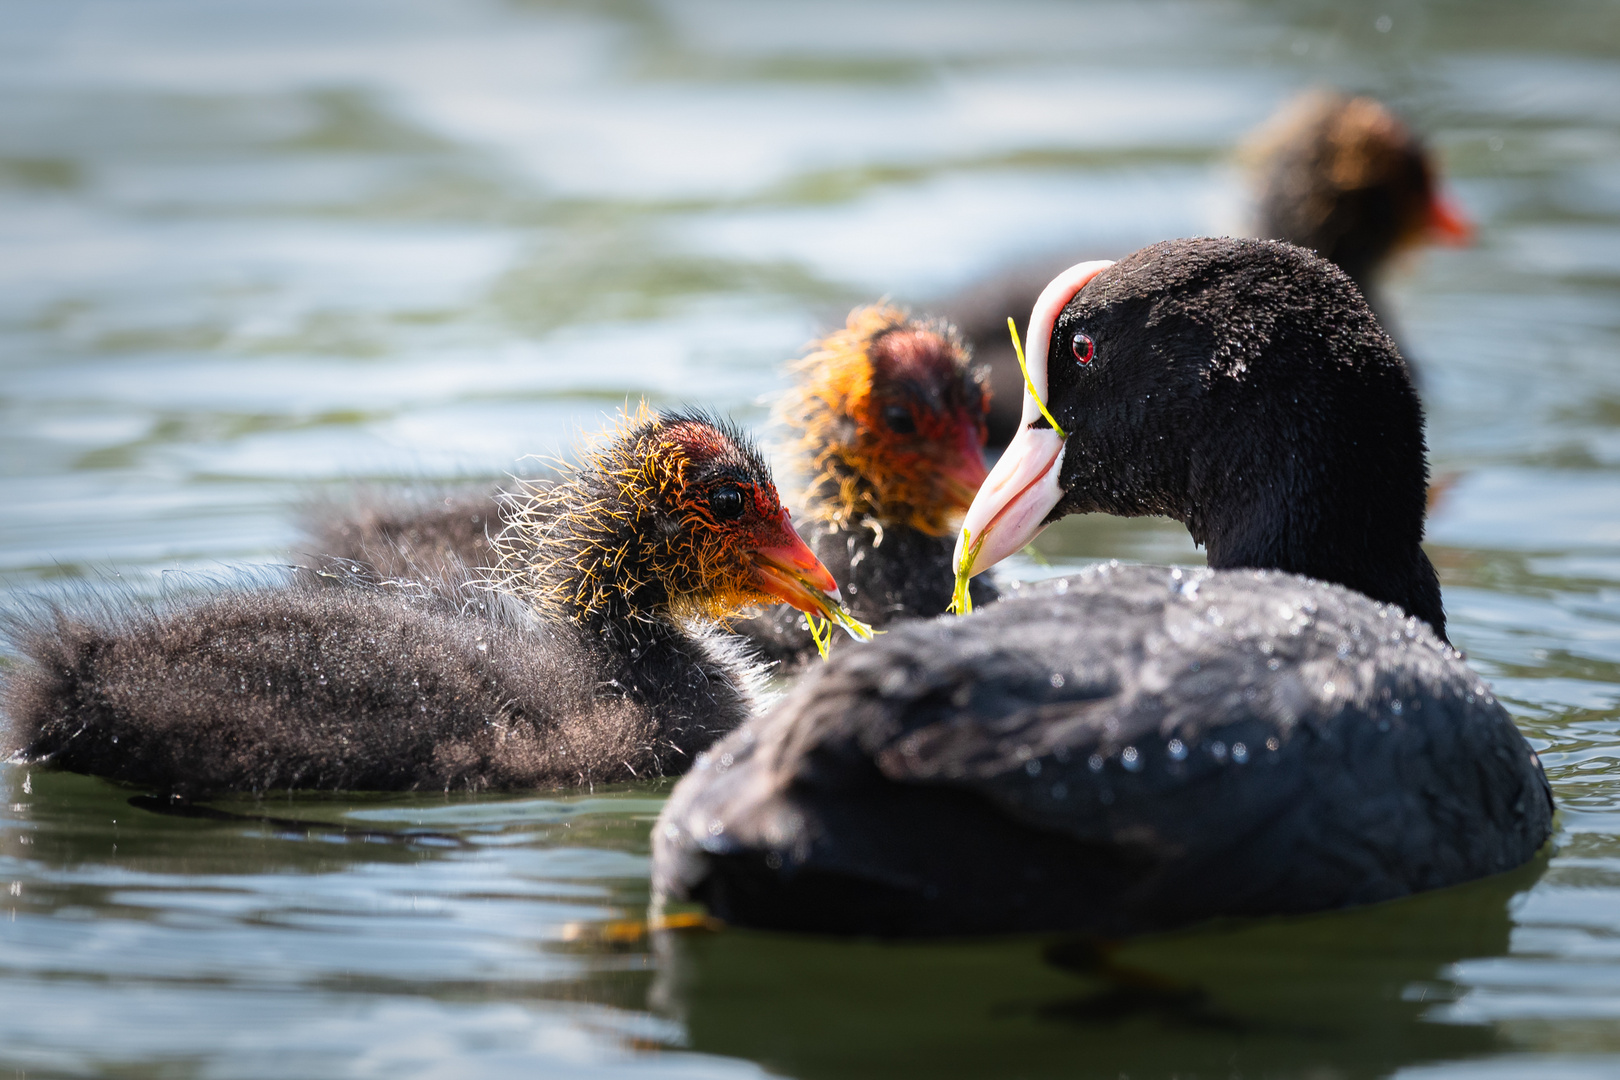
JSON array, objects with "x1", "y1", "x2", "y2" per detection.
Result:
[
  {"x1": 710, "y1": 484, "x2": 745, "y2": 521},
  {"x1": 1072, "y1": 332, "x2": 1095, "y2": 366},
  {"x1": 882, "y1": 404, "x2": 917, "y2": 435}
]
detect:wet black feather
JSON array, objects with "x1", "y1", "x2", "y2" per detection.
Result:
[{"x1": 655, "y1": 566, "x2": 1552, "y2": 936}]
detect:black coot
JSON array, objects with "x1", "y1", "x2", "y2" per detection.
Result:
[{"x1": 651, "y1": 239, "x2": 1552, "y2": 936}]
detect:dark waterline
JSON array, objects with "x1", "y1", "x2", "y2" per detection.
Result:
[{"x1": 3, "y1": 1, "x2": 1619, "y2": 1076}]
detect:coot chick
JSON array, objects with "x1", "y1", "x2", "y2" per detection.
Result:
[
  {"x1": 652, "y1": 239, "x2": 1552, "y2": 937},
  {"x1": 2, "y1": 410, "x2": 846, "y2": 796},
  {"x1": 953, "y1": 91, "x2": 1472, "y2": 446},
  {"x1": 738, "y1": 305, "x2": 997, "y2": 664}
]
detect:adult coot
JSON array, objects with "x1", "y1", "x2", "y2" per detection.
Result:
[
  {"x1": 2, "y1": 410, "x2": 848, "y2": 796},
  {"x1": 652, "y1": 239, "x2": 1552, "y2": 937}
]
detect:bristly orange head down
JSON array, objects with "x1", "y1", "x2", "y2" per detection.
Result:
[
  {"x1": 782, "y1": 304, "x2": 991, "y2": 537},
  {"x1": 494, "y1": 405, "x2": 840, "y2": 627}
]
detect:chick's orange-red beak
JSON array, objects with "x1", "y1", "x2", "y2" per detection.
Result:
[
  {"x1": 1426, "y1": 190, "x2": 1475, "y2": 246},
  {"x1": 747, "y1": 510, "x2": 842, "y2": 617},
  {"x1": 937, "y1": 418, "x2": 991, "y2": 511}
]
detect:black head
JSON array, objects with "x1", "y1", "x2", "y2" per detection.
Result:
[{"x1": 958, "y1": 237, "x2": 1444, "y2": 639}]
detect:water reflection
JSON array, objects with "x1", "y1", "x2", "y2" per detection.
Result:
[
  {"x1": 657, "y1": 860, "x2": 1546, "y2": 1080},
  {"x1": 0, "y1": 768, "x2": 713, "y2": 1076},
  {"x1": 0, "y1": 763, "x2": 1551, "y2": 1078}
]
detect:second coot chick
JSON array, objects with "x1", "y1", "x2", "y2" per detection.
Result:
[
  {"x1": 1, "y1": 410, "x2": 844, "y2": 796},
  {"x1": 652, "y1": 240, "x2": 1552, "y2": 937},
  {"x1": 738, "y1": 305, "x2": 997, "y2": 664}
]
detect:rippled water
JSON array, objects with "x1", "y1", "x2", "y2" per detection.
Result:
[{"x1": 2, "y1": 1, "x2": 1619, "y2": 1076}]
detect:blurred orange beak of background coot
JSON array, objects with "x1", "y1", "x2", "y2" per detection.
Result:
[{"x1": 1426, "y1": 189, "x2": 1475, "y2": 246}]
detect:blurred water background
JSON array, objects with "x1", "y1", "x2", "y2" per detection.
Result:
[{"x1": 2, "y1": 1, "x2": 1619, "y2": 1077}]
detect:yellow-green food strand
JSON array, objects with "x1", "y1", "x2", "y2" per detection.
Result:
[
  {"x1": 830, "y1": 606, "x2": 876, "y2": 642},
  {"x1": 1007, "y1": 317, "x2": 1066, "y2": 439},
  {"x1": 806, "y1": 604, "x2": 877, "y2": 660},
  {"x1": 807, "y1": 613, "x2": 833, "y2": 659},
  {"x1": 949, "y1": 526, "x2": 981, "y2": 616}
]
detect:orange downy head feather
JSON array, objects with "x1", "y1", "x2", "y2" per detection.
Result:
[
  {"x1": 779, "y1": 304, "x2": 991, "y2": 537},
  {"x1": 492, "y1": 405, "x2": 839, "y2": 628}
]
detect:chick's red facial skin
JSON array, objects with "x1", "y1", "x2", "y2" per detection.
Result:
[
  {"x1": 652, "y1": 416, "x2": 839, "y2": 620},
  {"x1": 856, "y1": 325, "x2": 991, "y2": 528},
  {"x1": 860, "y1": 396, "x2": 989, "y2": 510},
  {"x1": 722, "y1": 469, "x2": 840, "y2": 612}
]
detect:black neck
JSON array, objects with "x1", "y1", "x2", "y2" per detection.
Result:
[
  {"x1": 549, "y1": 550, "x2": 674, "y2": 645},
  {"x1": 1189, "y1": 471, "x2": 1446, "y2": 643},
  {"x1": 552, "y1": 585, "x2": 756, "y2": 761}
]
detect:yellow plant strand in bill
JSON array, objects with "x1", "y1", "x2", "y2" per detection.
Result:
[
  {"x1": 807, "y1": 612, "x2": 832, "y2": 658},
  {"x1": 949, "y1": 526, "x2": 983, "y2": 616},
  {"x1": 1008, "y1": 317, "x2": 1066, "y2": 439}
]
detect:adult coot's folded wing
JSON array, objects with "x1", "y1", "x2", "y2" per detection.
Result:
[{"x1": 655, "y1": 565, "x2": 1552, "y2": 937}]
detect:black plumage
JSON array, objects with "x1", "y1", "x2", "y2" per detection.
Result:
[
  {"x1": 1040, "y1": 239, "x2": 1442, "y2": 637},
  {"x1": 304, "y1": 489, "x2": 502, "y2": 585},
  {"x1": 657, "y1": 566, "x2": 1550, "y2": 936},
  {"x1": 651, "y1": 239, "x2": 1552, "y2": 936},
  {"x1": 4, "y1": 577, "x2": 748, "y2": 796}
]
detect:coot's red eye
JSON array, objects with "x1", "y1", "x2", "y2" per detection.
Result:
[{"x1": 1072, "y1": 332, "x2": 1095, "y2": 365}]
